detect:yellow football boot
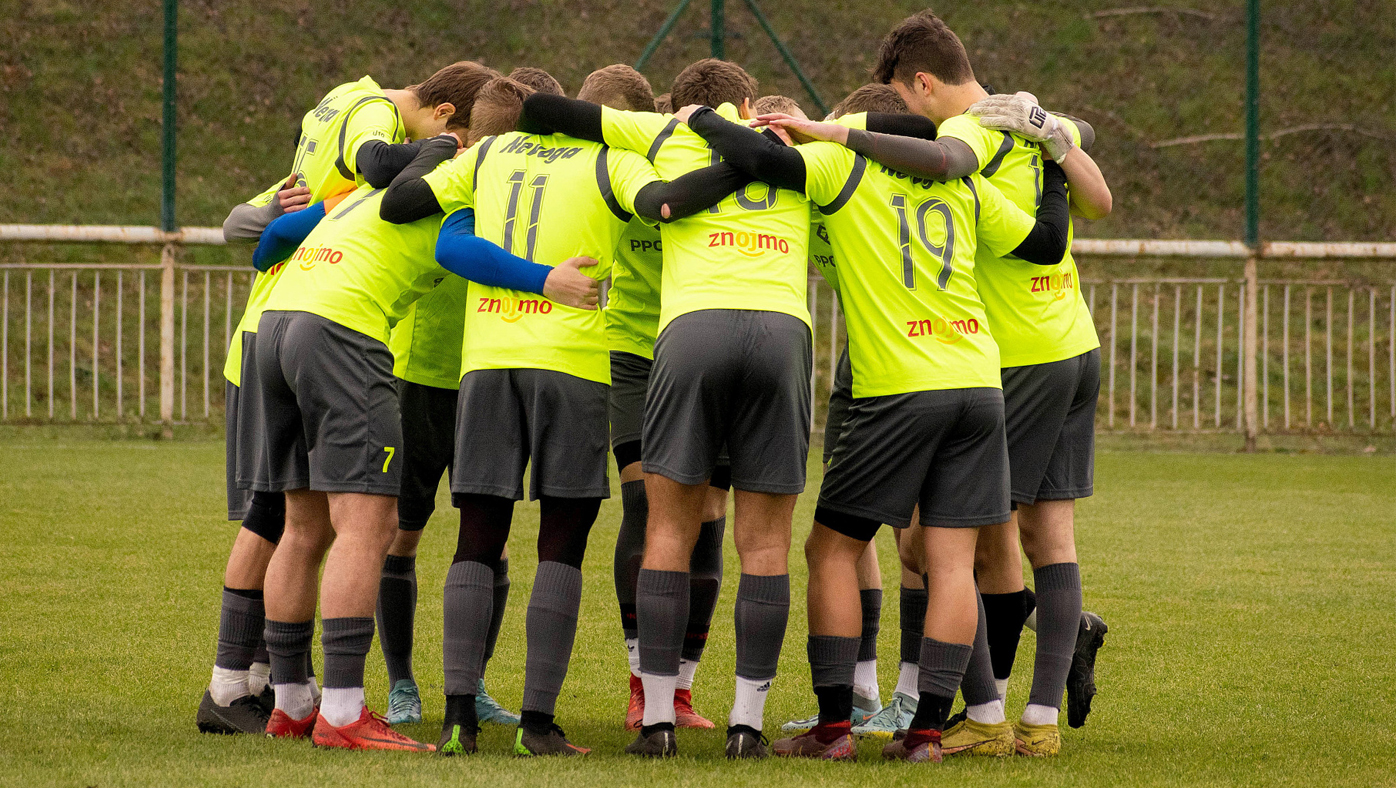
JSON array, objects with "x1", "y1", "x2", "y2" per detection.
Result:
[
  {"x1": 1012, "y1": 719, "x2": 1061, "y2": 757},
  {"x1": 940, "y1": 718, "x2": 1014, "y2": 757}
]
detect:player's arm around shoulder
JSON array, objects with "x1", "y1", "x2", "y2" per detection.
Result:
[
  {"x1": 379, "y1": 135, "x2": 468, "y2": 224},
  {"x1": 975, "y1": 163, "x2": 1072, "y2": 265},
  {"x1": 222, "y1": 175, "x2": 312, "y2": 243},
  {"x1": 1056, "y1": 118, "x2": 1112, "y2": 220}
]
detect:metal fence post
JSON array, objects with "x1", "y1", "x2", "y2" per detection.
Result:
[
  {"x1": 159, "y1": 243, "x2": 176, "y2": 431},
  {"x1": 1244, "y1": 257, "x2": 1259, "y2": 449}
]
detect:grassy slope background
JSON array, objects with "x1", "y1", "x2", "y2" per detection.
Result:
[{"x1": 0, "y1": 0, "x2": 1393, "y2": 266}]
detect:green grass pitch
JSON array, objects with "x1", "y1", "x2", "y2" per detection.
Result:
[{"x1": 1, "y1": 438, "x2": 1393, "y2": 786}]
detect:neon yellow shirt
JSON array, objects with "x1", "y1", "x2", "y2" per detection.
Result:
[
  {"x1": 937, "y1": 113, "x2": 1099, "y2": 367},
  {"x1": 600, "y1": 103, "x2": 812, "y2": 332},
  {"x1": 389, "y1": 275, "x2": 470, "y2": 389},
  {"x1": 263, "y1": 185, "x2": 446, "y2": 345},
  {"x1": 606, "y1": 218, "x2": 664, "y2": 359},
  {"x1": 805, "y1": 113, "x2": 868, "y2": 299},
  {"x1": 224, "y1": 77, "x2": 407, "y2": 384},
  {"x1": 798, "y1": 141, "x2": 1036, "y2": 397},
  {"x1": 423, "y1": 132, "x2": 662, "y2": 385}
]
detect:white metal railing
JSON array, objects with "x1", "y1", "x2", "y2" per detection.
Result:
[{"x1": 2, "y1": 226, "x2": 1394, "y2": 438}]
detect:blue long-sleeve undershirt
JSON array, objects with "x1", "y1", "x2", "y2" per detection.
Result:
[
  {"x1": 434, "y1": 209, "x2": 552, "y2": 295},
  {"x1": 251, "y1": 202, "x2": 326, "y2": 272}
]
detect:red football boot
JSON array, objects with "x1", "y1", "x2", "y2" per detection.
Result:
[
  {"x1": 311, "y1": 707, "x2": 434, "y2": 752},
  {"x1": 673, "y1": 688, "x2": 714, "y2": 729},
  {"x1": 625, "y1": 674, "x2": 646, "y2": 731}
]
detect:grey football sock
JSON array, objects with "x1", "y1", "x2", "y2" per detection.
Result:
[
  {"x1": 483, "y1": 558, "x2": 511, "y2": 666},
  {"x1": 321, "y1": 617, "x2": 374, "y2": 689},
  {"x1": 521, "y1": 561, "x2": 584, "y2": 715},
  {"x1": 808, "y1": 635, "x2": 860, "y2": 688},
  {"x1": 443, "y1": 560, "x2": 494, "y2": 696},
  {"x1": 899, "y1": 585, "x2": 928, "y2": 664},
  {"x1": 376, "y1": 554, "x2": 417, "y2": 686},
  {"x1": 960, "y1": 590, "x2": 1000, "y2": 706},
  {"x1": 734, "y1": 574, "x2": 790, "y2": 681},
  {"x1": 636, "y1": 568, "x2": 688, "y2": 676},
  {"x1": 1028, "y1": 562, "x2": 1082, "y2": 710},
  {"x1": 858, "y1": 588, "x2": 882, "y2": 663},
  {"x1": 918, "y1": 637, "x2": 973, "y2": 699},
  {"x1": 215, "y1": 588, "x2": 264, "y2": 672},
  {"x1": 613, "y1": 481, "x2": 647, "y2": 640},
  {"x1": 264, "y1": 619, "x2": 313, "y2": 686}
]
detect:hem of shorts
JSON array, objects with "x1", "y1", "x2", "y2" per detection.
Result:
[
  {"x1": 999, "y1": 341, "x2": 1101, "y2": 370},
  {"x1": 308, "y1": 481, "x2": 400, "y2": 495},
  {"x1": 640, "y1": 462, "x2": 710, "y2": 487},
  {"x1": 919, "y1": 511, "x2": 1012, "y2": 528},
  {"x1": 729, "y1": 477, "x2": 805, "y2": 495},
  {"x1": 227, "y1": 509, "x2": 248, "y2": 522},
  {"x1": 611, "y1": 432, "x2": 643, "y2": 449},
  {"x1": 451, "y1": 484, "x2": 525, "y2": 502},
  {"x1": 814, "y1": 499, "x2": 911, "y2": 530},
  {"x1": 249, "y1": 478, "x2": 311, "y2": 493},
  {"x1": 1014, "y1": 486, "x2": 1093, "y2": 504},
  {"x1": 531, "y1": 485, "x2": 612, "y2": 501}
]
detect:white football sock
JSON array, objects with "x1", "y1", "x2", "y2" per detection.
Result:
[
  {"x1": 728, "y1": 675, "x2": 772, "y2": 730},
  {"x1": 307, "y1": 675, "x2": 321, "y2": 703},
  {"x1": 319, "y1": 686, "x2": 365, "y2": 728},
  {"x1": 1021, "y1": 703, "x2": 1059, "y2": 727},
  {"x1": 209, "y1": 666, "x2": 250, "y2": 706},
  {"x1": 640, "y1": 673, "x2": 678, "y2": 726},
  {"x1": 677, "y1": 658, "x2": 699, "y2": 691},
  {"x1": 966, "y1": 698, "x2": 1005, "y2": 724},
  {"x1": 894, "y1": 661, "x2": 919, "y2": 699},
  {"x1": 994, "y1": 677, "x2": 1009, "y2": 702},
  {"x1": 853, "y1": 659, "x2": 880, "y2": 704},
  {"x1": 248, "y1": 662, "x2": 272, "y2": 696},
  {"x1": 625, "y1": 638, "x2": 641, "y2": 678},
  {"x1": 273, "y1": 681, "x2": 315, "y2": 720}
]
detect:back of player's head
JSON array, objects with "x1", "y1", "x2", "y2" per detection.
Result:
[
  {"x1": 753, "y1": 95, "x2": 805, "y2": 118},
  {"x1": 670, "y1": 58, "x2": 758, "y2": 110},
  {"x1": 831, "y1": 83, "x2": 908, "y2": 118},
  {"x1": 508, "y1": 67, "x2": 565, "y2": 97},
  {"x1": 654, "y1": 93, "x2": 673, "y2": 114},
  {"x1": 872, "y1": 11, "x2": 976, "y2": 87},
  {"x1": 468, "y1": 77, "x2": 534, "y2": 145},
  {"x1": 410, "y1": 61, "x2": 502, "y2": 131},
  {"x1": 577, "y1": 65, "x2": 655, "y2": 112}
]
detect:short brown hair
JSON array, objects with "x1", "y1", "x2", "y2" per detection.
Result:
[
  {"x1": 753, "y1": 95, "x2": 805, "y2": 118},
  {"x1": 669, "y1": 58, "x2": 758, "y2": 110},
  {"x1": 507, "y1": 67, "x2": 564, "y2": 96},
  {"x1": 410, "y1": 61, "x2": 502, "y2": 131},
  {"x1": 872, "y1": 11, "x2": 975, "y2": 87},
  {"x1": 468, "y1": 78, "x2": 534, "y2": 145},
  {"x1": 831, "y1": 83, "x2": 908, "y2": 118},
  {"x1": 654, "y1": 93, "x2": 673, "y2": 114},
  {"x1": 577, "y1": 64, "x2": 655, "y2": 112}
]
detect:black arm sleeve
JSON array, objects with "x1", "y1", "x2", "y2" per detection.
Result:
[
  {"x1": 686, "y1": 107, "x2": 806, "y2": 192},
  {"x1": 378, "y1": 137, "x2": 458, "y2": 224},
  {"x1": 633, "y1": 164, "x2": 753, "y2": 223},
  {"x1": 356, "y1": 139, "x2": 427, "y2": 188},
  {"x1": 1007, "y1": 162, "x2": 1071, "y2": 265},
  {"x1": 863, "y1": 112, "x2": 938, "y2": 140},
  {"x1": 843, "y1": 129, "x2": 980, "y2": 181},
  {"x1": 519, "y1": 93, "x2": 605, "y2": 142}
]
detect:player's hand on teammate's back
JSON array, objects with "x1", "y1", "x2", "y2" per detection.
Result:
[
  {"x1": 544, "y1": 257, "x2": 601, "y2": 310},
  {"x1": 752, "y1": 115, "x2": 848, "y2": 146},
  {"x1": 968, "y1": 92, "x2": 1075, "y2": 162},
  {"x1": 276, "y1": 173, "x2": 312, "y2": 214},
  {"x1": 674, "y1": 104, "x2": 704, "y2": 125}
]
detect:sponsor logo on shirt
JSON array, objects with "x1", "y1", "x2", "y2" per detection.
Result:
[
  {"x1": 1029, "y1": 271, "x2": 1074, "y2": 301},
  {"x1": 291, "y1": 244, "x2": 344, "y2": 270},
  {"x1": 500, "y1": 136, "x2": 585, "y2": 163},
  {"x1": 628, "y1": 238, "x2": 663, "y2": 254},
  {"x1": 478, "y1": 296, "x2": 555, "y2": 323},
  {"x1": 706, "y1": 229, "x2": 792, "y2": 257},
  {"x1": 905, "y1": 316, "x2": 979, "y2": 344}
]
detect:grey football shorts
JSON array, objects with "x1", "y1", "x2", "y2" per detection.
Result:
[
  {"x1": 818, "y1": 387, "x2": 1011, "y2": 533},
  {"x1": 609, "y1": 350, "x2": 652, "y2": 451},
  {"x1": 225, "y1": 378, "x2": 253, "y2": 521},
  {"x1": 1001, "y1": 348, "x2": 1100, "y2": 505},
  {"x1": 396, "y1": 379, "x2": 458, "y2": 530},
  {"x1": 249, "y1": 311, "x2": 403, "y2": 496},
  {"x1": 642, "y1": 309, "x2": 812, "y2": 495},
  {"x1": 452, "y1": 368, "x2": 611, "y2": 501},
  {"x1": 822, "y1": 345, "x2": 853, "y2": 466}
]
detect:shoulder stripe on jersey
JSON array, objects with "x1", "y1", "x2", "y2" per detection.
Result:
[
  {"x1": 335, "y1": 95, "x2": 400, "y2": 181},
  {"x1": 472, "y1": 136, "x2": 498, "y2": 187},
  {"x1": 645, "y1": 119, "x2": 681, "y2": 163},
  {"x1": 979, "y1": 131, "x2": 1015, "y2": 178},
  {"x1": 596, "y1": 147, "x2": 634, "y2": 223},
  {"x1": 961, "y1": 176, "x2": 981, "y2": 224},
  {"x1": 819, "y1": 154, "x2": 867, "y2": 216}
]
